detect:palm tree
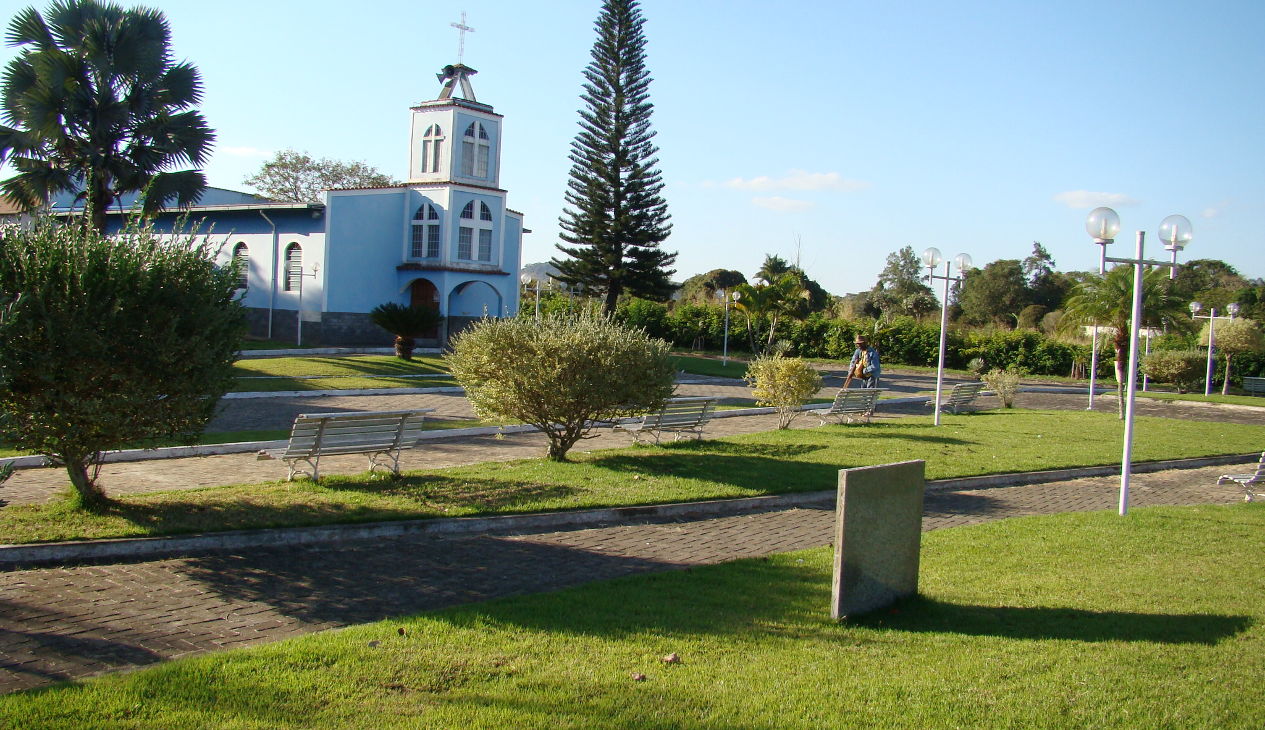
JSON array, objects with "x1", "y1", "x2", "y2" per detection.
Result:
[
  {"x1": 734, "y1": 273, "x2": 809, "y2": 353},
  {"x1": 369, "y1": 303, "x2": 444, "y2": 360},
  {"x1": 0, "y1": 1, "x2": 214, "y2": 231},
  {"x1": 1062, "y1": 265, "x2": 1192, "y2": 417}
]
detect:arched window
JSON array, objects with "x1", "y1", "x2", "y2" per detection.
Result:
[
  {"x1": 456, "y1": 199, "x2": 495, "y2": 262},
  {"x1": 420, "y1": 124, "x2": 443, "y2": 173},
  {"x1": 232, "y1": 242, "x2": 249, "y2": 290},
  {"x1": 461, "y1": 121, "x2": 490, "y2": 178},
  {"x1": 410, "y1": 204, "x2": 441, "y2": 258},
  {"x1": 284, "y1": 243, "x2": 303, "y2": 291}
]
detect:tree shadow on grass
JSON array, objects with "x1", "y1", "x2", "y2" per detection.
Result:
[
  {"x1": 583, "y1": 451, "x2": 838, "y2": 494},
  {"x1": 852, "y1": 595, "x2": 1253, "y2": 645}
]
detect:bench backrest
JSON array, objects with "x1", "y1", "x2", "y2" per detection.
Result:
[
  {"x1": 644, "y1": 397, "x2": 715, "y2": 429},
  {"x1": 1242, "y1": 377, "x2": 1265, "y2": 393},
  {"x1": 831, "y1": 388, "x2": 880, "y2": 412},
  {"x1": 948, "y1": 382, "x2": 985, "y2": 402},
  {"x1": 280, "y1": 410, "x2": 431, "y2": 458}
]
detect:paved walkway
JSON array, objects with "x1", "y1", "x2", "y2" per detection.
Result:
[{"x1": 0, "y1": 464, "x2": 1247, "y2": 694}]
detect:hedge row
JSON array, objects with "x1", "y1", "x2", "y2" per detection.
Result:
[{"x1": 614, "y1": 300, "x2": 1098, "y2": 378}]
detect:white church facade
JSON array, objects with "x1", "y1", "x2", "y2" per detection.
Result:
[{"x1": 58, "y1": 63, "x2": 525, "y2": 346}]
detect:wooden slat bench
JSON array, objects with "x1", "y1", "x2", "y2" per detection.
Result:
[
  {"x1": 613, "y1": 396, "x2": 717, "y2": 445},
  {"x1": 1217, "y1": 451, "x2": 1265, "y2": 502},
  {"x1": 926, "y1": 382, "x2": 987, "y2": 414},
  {"x1": 1242, "y1": 376, "x2": 1265, "y2": 397},
  {"x1": 817, "y1": 388, "x2": 882, "y2": 425},
  {"x1": 257, "y1": 409, "x2": 434, "y2": 481}
]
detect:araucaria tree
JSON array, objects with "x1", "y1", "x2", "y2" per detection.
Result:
[
  {"x1": 552, "y1": 0, "x2": 675, "y2": 315},
  {"x1": 0, "y1": 0, "x2": 215, "y2": 231},
  {"x1": 0, "y1": 220, "x2": 245, "y2": 509}
]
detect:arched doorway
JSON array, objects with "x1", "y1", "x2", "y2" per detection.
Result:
[{"x1": 408, "y1": 278, "x2": 441, "y2": 340}]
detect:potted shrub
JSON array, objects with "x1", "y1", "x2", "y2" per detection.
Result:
[{"x1": 369, "y1": 303, "x2": 444, "y2": 360}]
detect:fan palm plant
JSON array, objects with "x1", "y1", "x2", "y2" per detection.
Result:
[
  {"x1": 0, "y1": 1, "x2": 215, "y2": 231},
  {"x1": 369, "y1": 302, "x2": 444, "y2": 360},
  {"x1": 1061, "y1": 265, "x2": 1192, "y2": 416}
]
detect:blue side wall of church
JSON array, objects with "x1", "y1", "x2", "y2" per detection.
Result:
[{"x1": 325, "y1": 191, "x2": 409, "y2": 312}]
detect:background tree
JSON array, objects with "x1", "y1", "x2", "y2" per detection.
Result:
[
  {"x1": 447, "y1": 313, "x2": 674, "y2": 461},
  {"x1": 958, "y1": 259, "x2": 1030, "y2": 327},
  {"x1": 1023, "y1": 242, "x2": 1073, "y2": 311},
  {"x1": 1061, "y1": 265, "x2": 1191, "y2": 416},
  {"x1": 244, "y1": 149, "x2": 397, "y2": 203},
  {"x1": 870, "y1": 246, "x2": 935, "y2": 319},
  {"x1": 0, "y1": 219, "x2": 245, "y2": 509},
  {"x1": 755, "y1": 254, "x2": 791, "y2": 283},
  {"x1": 1171, "y1": 259, "x2": 1249, "y2": 310},
  {"x1": 0, "y1": 0, "x2": 214, "y2": 231},
  {"x1": 1199, "y1": 318, "x2": 1264, "y2": 395},
  {"x1": 675, "y1": 268, "x2": 746, "y2": 304},
  {"x1": 552, "y1": 0, "x2": 675, "y2": 314},
  {"x1": 733, "y1": 273, "x2": 808, "y2": 352}
]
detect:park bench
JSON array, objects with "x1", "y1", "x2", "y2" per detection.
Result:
[
  {"x1": 257, "y1": 409, "x2": 434, "y2": 481},
  {"x1": 817, "y1": 388, "x2": 882, "y2": 426},
  {"x1": 1241, "y1": 376, "x2": 1265, "y2": 396},
  {"x1": 926, "y1": 381, "x2": 987, "y2": 414},
  {"x1": 613, "y1": 396, "x2": 717, "y2": 445},
  {"x1": 1217, "y1": 451, "x2": 1265, "y2": 502}
]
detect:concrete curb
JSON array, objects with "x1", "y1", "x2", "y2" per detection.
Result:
[{"x1": 1, "y1": 452, "x2": 1254, "y2": 569}]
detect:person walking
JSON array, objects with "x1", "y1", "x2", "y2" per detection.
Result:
[{"x1": 849, "y1": 335, "x2": 881, "y2": 389}]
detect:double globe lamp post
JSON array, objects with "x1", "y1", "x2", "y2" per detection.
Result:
[
  {"x1": 1189, "y1": 301, "x2": 1239, "y2": 396},
  {"x1": 921, "y1": 247, "x2": 972, "y2": 427},
  {"x1": 717, "y1": 288, "x2": 741, "y2": 367},
  {"x1": 1083, "y1": 206, "x2": 1192, "y2": 516}
]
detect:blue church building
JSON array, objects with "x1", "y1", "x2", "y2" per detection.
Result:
[{"x1": 56, "y1": 63, "x2": 524, "y2": 346}]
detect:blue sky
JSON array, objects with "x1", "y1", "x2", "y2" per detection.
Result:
[{"x1": 2, "y1": 0, "x2": 1262, "y2": 295}]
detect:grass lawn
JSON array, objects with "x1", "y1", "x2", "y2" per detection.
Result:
[
  {"x1": 669, "y1": 354, "x2": 749, "y2": 379},
  {"x1": 231, "y1": 355, "x2": 451, "y2": 393},
  {"x1": 1135, "y1": 390, "x2": 1265, "y2": 408},
  {"x1": 3, "y1": 503, "x2": 1261, "y2": 728},
  {"x1": 4, "y1": 409, "x2": 1263, "y2": 545}
]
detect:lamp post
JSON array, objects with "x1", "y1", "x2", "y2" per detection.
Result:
[
  {"x1": 1084, "y1": 207, "x2": 1120, "y2": 409},
  {"x1": 295, "y1": 262, "x2": 320, "y2": 347},
  {"x1": 520, "y1": 273, "x2": 541, "y2": 319},
  {"x1": 922, "y1": 247, "x2": 972, "y2": 427},
  {"x1": 1084, "y1": 207, "x2": 1191, "y2": 515},
  {"x1": 1190, "y1": 301, "x2": 1239, "y2": 396},
  {"x1": 718, "y1": 288, "x2": 734, "y2": 367}
]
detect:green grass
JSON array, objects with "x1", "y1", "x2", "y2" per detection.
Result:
[
  {"x1": 669, "y1": 354, "x2": 749, "y2": 379},
  {"x1": 230, "y1": 355, "x2": 452, "y2": 392},
  {"x1": 3, "y1": 504, "x2": 1261, "y2": 728},
  {"x1": 1136, "y1": 390, "x2": 1265, "y2": 408},
  {"x1": 4, "y1": 409, "x2": 1263, "y2": 545}
]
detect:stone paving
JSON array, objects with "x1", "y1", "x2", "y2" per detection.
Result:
[{"x1": 1, "y1": 372, "x2": 1262, "y2": 694}]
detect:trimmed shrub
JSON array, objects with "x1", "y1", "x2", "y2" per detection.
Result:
[
  {"x1": 982, "y1": 367, "x2": 1023, "y2": 408},
  {"x1": 1142, "y1": 349, "x2": 1207, "y2": 393},
  {"x1": 447, "y1": 313, "x2": 675, "y2": 461},
  {"x1": 744, "y1": 351, "x2": 823, "y2": 429},
  {"x1": 615, "y1": 297, "x2": 670, "y2": 340},
  {"x1": 0, "y1": 219, "x2": 245, "y2": 510}
]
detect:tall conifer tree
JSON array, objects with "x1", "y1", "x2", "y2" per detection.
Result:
[{"x1": 552, "y1": 0, "x2": 675, "y2": 314}]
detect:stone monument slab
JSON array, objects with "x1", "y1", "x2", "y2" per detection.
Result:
[{"x1": 831, "y1": 460, "x2": 925, "y2": 619}]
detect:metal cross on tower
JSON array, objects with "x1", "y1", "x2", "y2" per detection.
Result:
[{"x1": 451, "y1": 12, "x2": 475, "y2": 63}]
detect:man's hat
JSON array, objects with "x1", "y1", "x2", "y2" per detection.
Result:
[{"x1": 854, "y1": 335, "x2": 867, "y2": 344}]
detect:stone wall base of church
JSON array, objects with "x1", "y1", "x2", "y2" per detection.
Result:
[{"x1": 242, "y1": 307, "x2": 445, "y2": 348}]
